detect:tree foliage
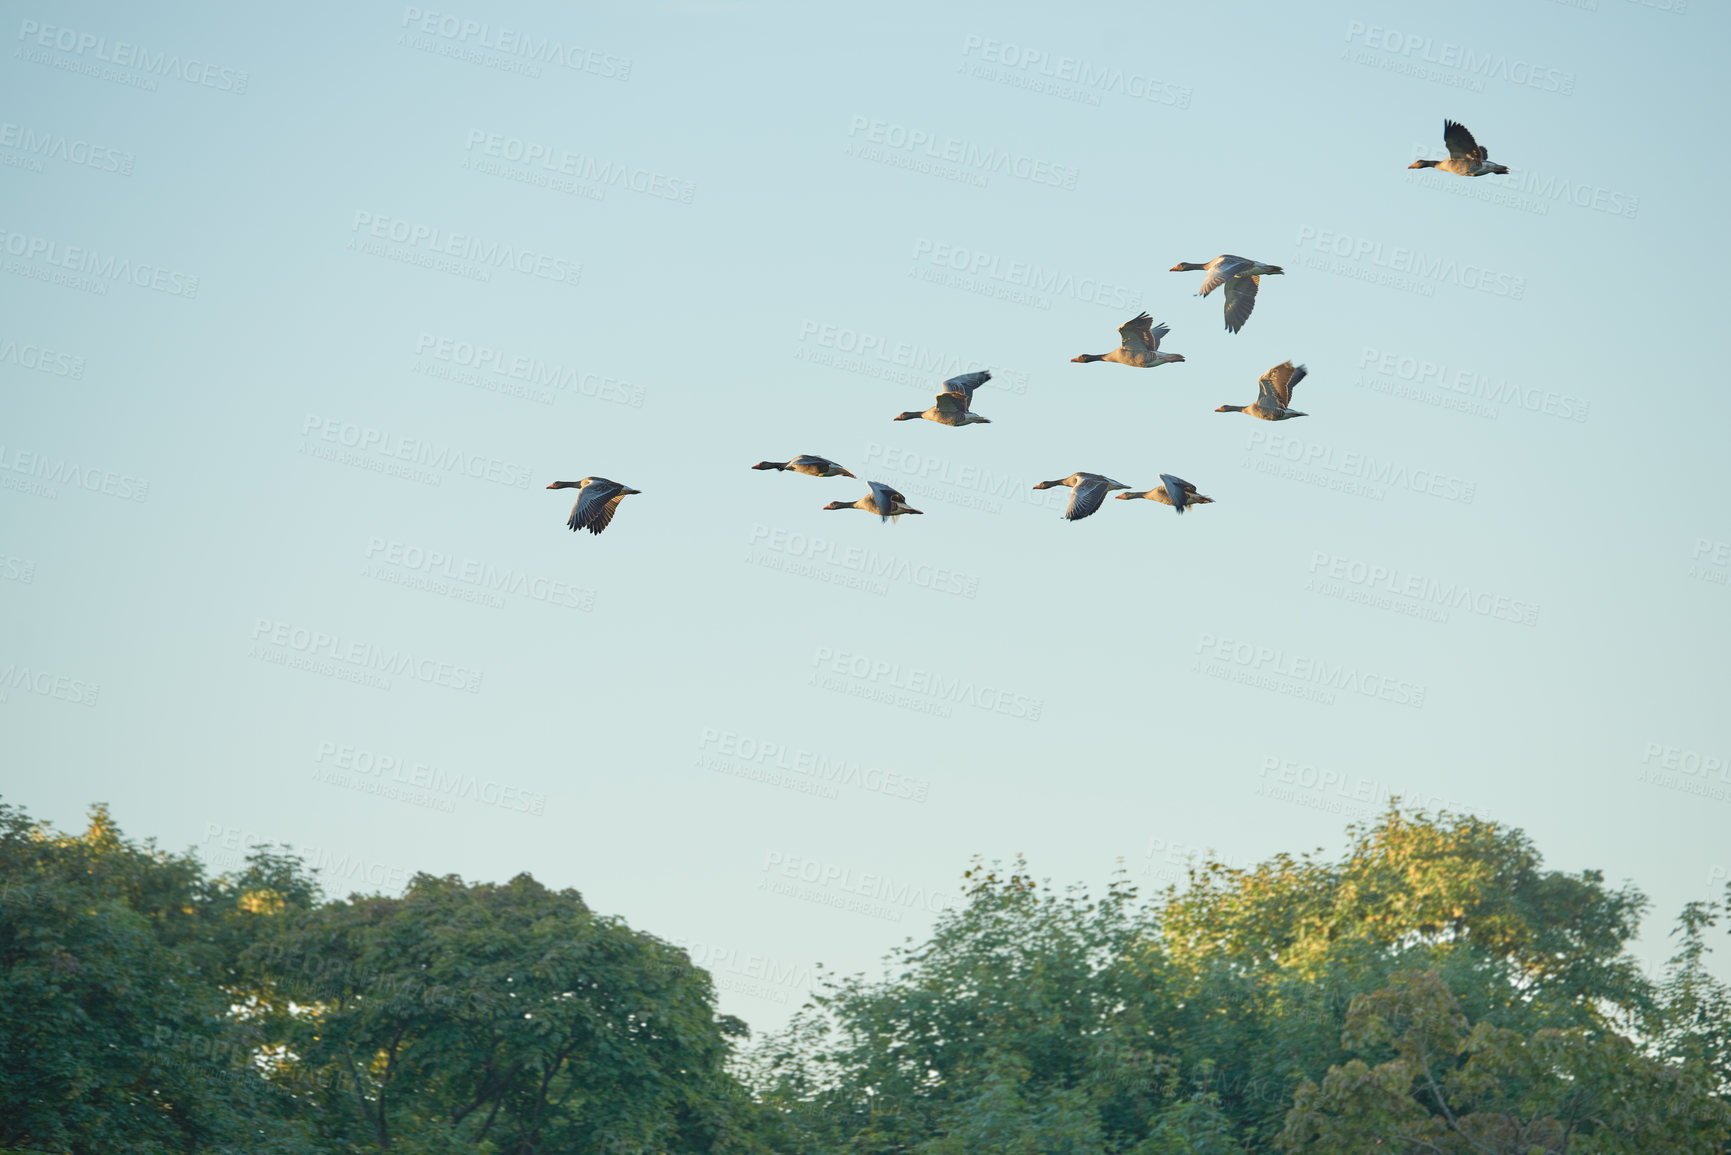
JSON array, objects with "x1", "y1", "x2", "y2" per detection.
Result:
[{"x1": 2, "y1": 797, "x2": 1727, "y2": 1153}]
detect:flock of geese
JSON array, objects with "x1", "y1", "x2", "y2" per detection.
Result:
[{"x1": 548, "y1": 121, "x2": 1511, "y2": 534}]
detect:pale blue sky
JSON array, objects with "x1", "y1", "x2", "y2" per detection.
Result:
[{"x1": 2, "y1": 0, "x2": 1727, "y2": 1029}]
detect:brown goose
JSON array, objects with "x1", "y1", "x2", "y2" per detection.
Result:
[
  {"x1": 547, "y1": 477, "x2": 641, "y2": 535},
  {"x1": 1216, "y1": 361, "x2": 1309, "y2": 421},
  {"x1": 1031, "y1": 472, "x2": 1131, "y2": 521},
  {"x1": 1117, "y1": 474, "x2": 1214, "y2": 514},
  {"x1": 1071, "y1": 313, "x2": 1185, "y2": 368},
  {"x1": 751, "y1": 455, "x2": 856, "y2": 478},
  {"x1": 1169, "y1": 255, "x2": 1283, "y2": 334},
  {"x1": 1409, "y1": 120, "x2": 1510, "y2": 177},
  {"x1": 824, "y1": 480, "x2": 922, "y2": 522},
  {"x1": 894, "y1": 370, "x2": 993, "y2": 426}
]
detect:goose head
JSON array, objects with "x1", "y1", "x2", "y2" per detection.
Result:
[
  {"x1": 546, "y1": 480, "x2": 580, "y2": 490},
  {"x1": 1071, "y1": 353, "x2": 1106, "y2": 363},
  {"x1": 1408, "y1": 159, "x2": 1439, "y2": 169},
  {"x1": 892, "y1": 410, "x2": 924, "y2": 421},
  {"x1": 1169, "y1": 262, "x2": 1205, "y2": 272},
  {"x1": 1215, "y1": 405, "x2": 1244, "y2": 413},
  {"x1": 822, "y1": 501, "x2": 851, "y2": 511}
]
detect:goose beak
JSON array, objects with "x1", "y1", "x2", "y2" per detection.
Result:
[
  {"x1": 1114, "y1": 492, "x2": 1134, "y2": 500},
  {"x1": 1168, "y1": 263, "x2": 1185, "y2": 272},
  {"x1": 1070, "y1": 355, "x2": 1087, "y2": 363},
  {"x1": 1407, "y1": 160, "x2": 1426, "y2": 169}
]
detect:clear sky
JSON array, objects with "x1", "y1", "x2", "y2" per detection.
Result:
[{"x1": 3, "y1": 0, "x2": 1727, "y2": 1032}]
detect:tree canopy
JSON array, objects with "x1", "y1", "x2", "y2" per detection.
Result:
[{"x1": 2, "y1": 797, "x2": 1727, "y2": 1153}]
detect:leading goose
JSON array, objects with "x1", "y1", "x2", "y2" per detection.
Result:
[
  {"x1": 751, "y1": 455, "x2": 856, "y2": 478},
  {"x1": 1169, "y1": 255, "x2": 1283, "y2": 334},
  {"x1": 1117, "y1": 474, "x2": 1214, "y2": 514},
  {"x1": 1072, "y1": 313, "x2": 1185, "y2": 368},
  {"x1": 824, "y1": 480, "x2": 922, "y2": 522},
  {"x1": 547, "y1": 477, "x2": 641, "y2": 535},
  {"x1": 1216, "y1": 361, "x2": 1309, "y2": 421},
  {"x1": 894, "y1": 371, "x2": 993, "y2": 427},
  {"x1": 1409, "y1": 120, "x2": 1510, "y2": 177},
  {"x1": 1032, "y1": 472, "x2": 1131, "y2": 521}
]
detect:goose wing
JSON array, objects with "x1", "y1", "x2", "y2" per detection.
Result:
[
  {"x1": 1258, "y1": 361, "x2": 1307, "y2": 408},
  {"x1": 1443, "y1": 120, "x2": 1486, "y2": 162},
  {"x1": 932, "y1": 391, "x2": 971, "y2": 417},
  {"x1": 1064, "y1": 476, "x2": 1111, "y2": 521},
  {"x1": 1197, "y1": 255, "x2": 1247, "y2": 298},
  {"x1": 867, "y1": 480, "x2": 905, "y2": 520},
  {"x1": 1118, "y1": 312, "x2": 1158, "y2": 356},
  {"x1": 941, "y1": 370, "x2": 991, "y2": 402},
  {"x1": 1159, "y1": 473, "x2": 1199, "y2": 496},
  {"x1": 569, "y1": 478, "x2": 625, "y2": 534},
  {"x1": 1222, "y1": 275, "x2": 1260, "y2": 333}
]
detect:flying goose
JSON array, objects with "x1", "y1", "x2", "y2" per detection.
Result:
[
  {"x1": 1169, "y1": 255, "x2": 1283, "y2": 334},
  {"x1": 1072, "y1": 313, "x2": 1185, "y2": 368},
  {"x1": 1409, "y1": 120, "x2": 1510, "y2": 177},
  {"x1": 1117, "y1": 474, "x2": 1215, "y2": 514},
  {"x1": 1031, "y1": 472, "x2": 1131, "y2": 521},
  {"x1": 824, "y1": 480, "x2": 923, "y2": 522},
  {"x1": 1216, "y1": 361, "x2": 1309, "y2": 421},
  {"x1": 547, "y1": 477, "x2": 641, "y2": 534},
  {"x1": 751, "y1": 455, "x2": 856, "y2": 478},
  {"x1": 894, "y1": 371, "x2": 993, "y2": 426}
]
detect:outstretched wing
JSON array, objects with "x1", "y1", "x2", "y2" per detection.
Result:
[
  {"x1": 942, "y1": 370, "x2": 991, "y2": 401},
  {"x1": 1222, "y1": 275, "x2": 1260, "y2": 333},
  {"x1": 1197, "y1": 255, "x2": 1246, "y2": 297},
  {"x1": 1444, "y1": 120, "x2": 1485, "y2": 162},
  {"x1": 1258, "y1": 361, "x2": 1307, "y2": 407},
  {"x1": 1065, "y1": 478, "x2": 1110, "y2": 521},
  {"x1": 932, "y1": 391, "x2": 971, "y2": 417},
  {"x1": 1118, "y1": 312, "x2": 1157, "y2": 355},
  {"x1": 1159, "y1": 473, "x2": 1199, "y2": 495},
  {"x1": 867, "y1": 480, "x2": 903, "y2": 520},
  {"x1": 569, "y1": 479, "x2": 624, "y2": 533}
]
